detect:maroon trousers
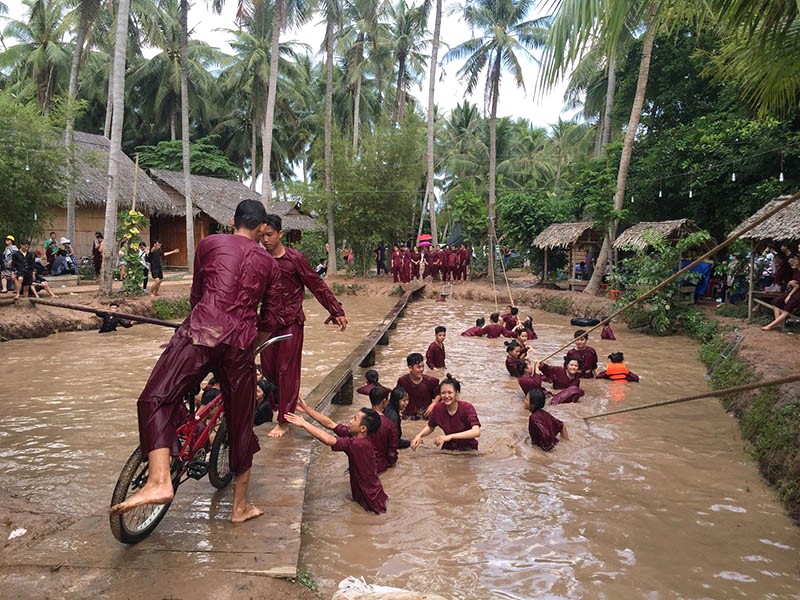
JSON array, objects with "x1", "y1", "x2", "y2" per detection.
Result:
[
  {"x1": 137, "y1": 326, "x2": 260, "y2": 474},
  {"x1": 260, "y1": 321, "x2": 304, "y2": 425}
]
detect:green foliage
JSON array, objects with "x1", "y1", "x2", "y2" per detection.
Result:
[
  {"x1": 539, "y1": 295, "x2": 572, "y2": 315},
  {"x1": 681, "y1": 310, "x2": 720, "y2": 344},
  {"x1": 715, "y1": 302, "x2": 748, "y2": 319},
  {"x1": 136, "y1": 136, "x2": 243, "y2": 180},
  {"x1": 286, "y1": 230, "x2": 326, "y2": 267},
  {"x1": 446, "y1": 189, "x2": 486, "y2": 245},
  {"x1": 0, "y1": 91, "x2": 70, "y2": 240},
  {"x1": 117, "y1": 210, "x2": 149, "y2": 295},
  {"x1": 291, "y1": 570, "x2": 318, "y2": 593},
  {"x1": 611, "y1": 231, "x2": 710, "y2": 335},
  {"x1": 152, "y1": 297, "x2": 192, "y2": 321}
]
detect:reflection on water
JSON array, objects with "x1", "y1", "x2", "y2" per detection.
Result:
[
  {"x1": 299, "y1": 299, "x2": 800, "y2": 599},
  {"x1": 0, "y1": 295, "x2": 396, "y2": 515}
]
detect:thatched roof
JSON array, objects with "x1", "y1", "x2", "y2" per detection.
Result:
[
  {"x1": 728, "y1": 196, "x2": 800, "y2": 241},
  {"x1": 72, "y1": 132, "x2": 176, "y2": 214},
  {"x1": 148, "y1": 169, "x2": 321, "y2": 231},
  {"x1": 613, "y1": 219, "x2": 710, "y2": 251},
  {"x1": 533, "y1": 221, "x2": 599, "y2": 249}
]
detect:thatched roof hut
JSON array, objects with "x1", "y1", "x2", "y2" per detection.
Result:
[
  {"x1": 147, "y1": 169, "x2": 320, "y2": 232},
  {"x1": 533, "y1": 221, "x2": 599, "y2": 249},
  {"x1": 613, "y1": 219, "x2": 714, "y2": 251},
  {"x1": 729, "y1": 196, "x2": 800, "y2": 241},
  {"x1": 73, "y1": 132, "x2": 175, "y2": 214}
]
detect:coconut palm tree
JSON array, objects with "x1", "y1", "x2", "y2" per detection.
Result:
[
  {"x1": 421, "y1": 0, "x2": 439, "y2": 243},
  {"x1": 101, "y1": 0, "x2": 131, "y2": 294},
  {"x1": 443, "y1": 0, "x2": 549, "y2": 276},
  {"x1": 388, "y1": 0, "x2": 429, "y2": 126},
  {"x1": 322, "y1": 0, "x2": 342, "y2": 272}
]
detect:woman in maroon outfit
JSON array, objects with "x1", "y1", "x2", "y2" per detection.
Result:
[
  {"x1": 111, "y1": 200, "x2": 288, "y2": 523},
  {"x1": 400, "y1": 247, "x2": 412, "y2": 283},
  {"x1": 260, "y1": 214, "x2": 347, "y2": 438},
  {"x1": 390, "y1": 246, "x2": 402, "y2": 282},
  {"x1": 526, "y1": 388, "x2": 568, "y2": 451},
  {"x1": 763, "y1": 255, "x2": 800, "y2": 331},
  {"x1": 535, "y1": 358, "x2": 585, "y2": 405},
  {"x1": 410, "y1": 246, "x2": 421, "y2": 279},
  {"x1": 411, "y1": 374, "x2": 481, "y2": 451}
]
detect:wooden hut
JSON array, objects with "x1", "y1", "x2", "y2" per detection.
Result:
[
  {"x1": 147, "y1": 169, "x2": 321, "y2": 266},
  {"x1": 532, "y1": 221, "x2": 604, "y2": 290},
  {"x1": 613, "y1": 219, "x2": 715, "y2": 253},
  {"x1": 728, "y1": 195, "x2": 800, "y2": 319},
  {"x1": 48, "y1": 132, "x2": 177, "y2": 259}
]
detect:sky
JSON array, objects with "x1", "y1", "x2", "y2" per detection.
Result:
[{"x1": 2, "y1": 0, "x2": 577, "y2": 128}]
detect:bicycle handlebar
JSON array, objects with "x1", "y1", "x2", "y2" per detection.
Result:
[{"x1": 253, "y1": 333, "x2": 293, "y2": 356}]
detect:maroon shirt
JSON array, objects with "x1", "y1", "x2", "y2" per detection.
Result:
[
  {"x1": 501, "y1": 314, "x2": 518, "y2": 331},
  {"x1": 331, "y1": 435, "x2": 387, "y2": 513},
  {"x1": 480, "y1": 323, "x2": 510, "y2": 338},
  {"x1": 426, "y1": 341, "x2": 446, "y2": 370},
  {"x1": 426, "y1": 400, "x2": 480, "y2": 451},
  {"x1": 539, "y1": 363, "x2": 582, "y2": 390},
  {"x1": 396, "y1": 373, "x2": 439, "y2": 418},
  {"x1": 528, "y1": 410, "x2": 563, "y2": 452},
  {"x1": 461, "y1": 326, "x2": 483, "y2": 337},
  {"x1": 264, "y1": 246, "x2": 344, "y2": 326},
  {"x1": 565, "y1": 346, "x2": 598, "y2": 378},
  {"x1": 505, "y1": 355, "x2": 526, "y2": 377},
  {"x1": 356, "y1": 383, "x2": 391, "y2": 396},
  {"x1": 519, "y1": 374, "x2": 546, "y2": 396},
  {"x1": 334, "y1": 415, "x2": 398, "y2": 474},
  {"x1": 189, "y1": 234, "x2": 286, "y2": 349}
]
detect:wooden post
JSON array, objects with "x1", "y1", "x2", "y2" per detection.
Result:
[
  {"x1": 378, "y1": 332, "x2": 389, "y2": 345},
  {"x1": 332, "y1": 372, "x2": 354, "y2": 405},
  {"x1": 132, "y1": 153, "x2": 139, "y2": 211},
  {"x1": 747, "y1": 239, "x2": 755, "y2": 322},
  {"x1": 543, "y1": 249, "x2": 549, "y2": 282},
  {"x1": 359, "y1": 349, "x2": 375, "y2": 368}
]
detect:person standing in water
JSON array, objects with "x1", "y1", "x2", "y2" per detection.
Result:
[
  {"x1": 259, "y1": 213, "x2": 348, "y2": 438},
  {"x1": 410, "y1": 374, "x2": 481, "y2": 451}
]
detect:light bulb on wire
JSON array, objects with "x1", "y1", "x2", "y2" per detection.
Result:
[
  {"x1": 731, "y1": 172, "x2": 736, "y2": 182},
  {"x1": 658, "y1": 189, "x2": 663, "y2": 198}
]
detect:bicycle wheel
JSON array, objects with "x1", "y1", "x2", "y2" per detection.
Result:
[
  {"x1": 109, "y1": 446, "x2": 180, "y2": 544},
  {"x1": 208, "y1": 420, "x2": 233, "y2": 489}
]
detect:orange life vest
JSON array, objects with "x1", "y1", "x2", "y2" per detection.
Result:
[{"x1": 605, "y1": 362, "x2": 630, "y2": 381}]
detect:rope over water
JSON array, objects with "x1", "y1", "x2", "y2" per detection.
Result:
[
  {"x1": 584, "y1": 374, "x2": 800, "y2": 421},
  {"x1": 540, "y1": 191, "x2": 800, "y2": 364}
]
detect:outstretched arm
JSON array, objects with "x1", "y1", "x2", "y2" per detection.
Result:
[
  {"x1": 284, "y1": 413, "x2": 337, "y2": 446},
  {"x1": 434, "y1": 425, "x2": 480, "y2": 447},
  {"x1": 295, "y1": 397, "x2": 338, "y2": 431},
  {"x1": 560, "y1": 424, "x2": 569, "y2": 441},
  {"x1": 410, "y1": 424, "x2": 435, "y2": 450}
]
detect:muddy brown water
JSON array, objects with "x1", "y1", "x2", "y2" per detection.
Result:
[{"x1": 1, "y1": 296, "x2": 799, "y2": 598}]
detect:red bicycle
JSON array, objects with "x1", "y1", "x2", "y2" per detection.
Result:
[{"x1": 109, "y1": 334, "x2": 291, "y2": 544}]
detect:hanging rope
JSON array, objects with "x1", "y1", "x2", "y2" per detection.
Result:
[
  {"x1": 487, "y1": 217, "x2": 499, "y2": 312},
  {"x1": 539, "y1": 191, "x2": 800, "y2": 364},
  {"x1": 584, "y1": 374, "x2": 800, "y2": 422},
  {"x1": 488, "y1": 217, "x2": 514, "y2": 308}
]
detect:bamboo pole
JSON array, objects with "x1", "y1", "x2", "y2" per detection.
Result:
[
  {"x1": 29, "y1": 298, "x2": 180, "y2": 328},
  {"x1": 132, "y1": 152, "x2": 139, "y2": 211},
  {"x1": 747, "y1": 239, "x2": 755, "y2": 321},
  {"x1": 584, "y1": 374, "x2": 800, "y2": 421},
  {"x1": 539, "y1": 192, "x2": 800, "y2": 363}
]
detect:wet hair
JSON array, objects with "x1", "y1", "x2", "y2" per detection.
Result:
[
  {"x1": 264, "y1": 213, "x2": 283, "y2": 232},
  {"x1": 511, "y1": 306, "x2": 519, "y2": 316},
  {"x1": 475, "y1": 317, "x2": 486, "y2": 327},
  {"x1": 208, "y1": 376, "x2": 218, "y2": 386},
  {"x1": 522, "y1": 316, "x2": 533, "y2": 328},
  {"x1": 389, "y1": 386, "x2": 408, "y2": 412},
  {"x1": 359, "y1": 407, "x2": 381, "y2": 435},
  {"x1": 527, "y1": 388, "x2": 546, "y2": 412},
  {"x1": 434, "y1": 325, "x2": 446, "y2": 335},
  {"x1": 564, "y1": 356, "x2": 582, "y2": 369},
  {"x1": 365, "y1": 369, "x2": 379, "y2": 385},
  {"x1": 234, "y1": 199, "x2": 268, "y2": 229},
  {"x1": 406, "y1": 352, "x2": 424, "y2": 366},
  {"x1": 489, "y1": 312, "x2": 500, "y2": 323},
  {"x1": 608, "y1": 352, "x2": 625, "y2": 363},
  {"x1": 439, "y1": 373, "x2": 461, "y2": 393},
  {"x1": 504, "y1": 340, "x2": 521, "y2": 353},
  {"x1": 368, "y1": 385, "x2": 389, "y2": 407},
  {"x1": 574, "y1": 329, "x2": 588, "y2": 340}
]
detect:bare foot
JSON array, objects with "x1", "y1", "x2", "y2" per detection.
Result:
[
  {"x1": 109, "y1": 483, "x2": 174, "y2": 515},
  {"x1": 268, "y1": 423, "x2": 288, "y2": 438},
  {"x1": 232, "y1": 503, "x2": 264, "y2": 523},
  {"x1": 761, "y1": 325, "x2": 775, "y2": 331}
]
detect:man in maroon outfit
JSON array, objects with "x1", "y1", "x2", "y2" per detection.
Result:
[
  {"x1": 396, "y1": 352, "x2": 440, "y2": 419},
  {"x1": 564, "y1": 330, "x2": 598, "y2": 378},
  {"x1": 400, "y1": 247, "x2": 412, "y2": 283},
  {"x1": 461, "y1": 317, "x2": 485, "y2": 336},
  {"x1": 260, "y1": 214, "x2": 347, "y2": 438},
  {"x1": 480, "y1": 313, "x2": 511, "y2": 338},
  {"x1": 390, "y1": 246, "x2": 402, "y2": 282},
  {"x1": 425, "y1": 325, "x2": 447, "y2": 370},
  {"x1": 111, "y1": 200, "x2": 287, "y2": 523}
]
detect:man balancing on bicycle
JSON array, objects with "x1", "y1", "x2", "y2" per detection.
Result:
[{"x1": 111, "y1": 199, "x2": 288, "y2": 523}]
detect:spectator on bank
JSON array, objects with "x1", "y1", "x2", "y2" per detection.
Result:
[
  {"x1": 2, "y1": 235, "x2": 18, "y2": 293},
  {"x1": 138, "y1": 241, "x2": 149, "y2": 290},
  {"x1": 92, "y1": 232, "x2": 104, "y2": 279},
  {"x1": 44, "y1": 231, "x2": 58, "y2": 272},
  {"x1": 11, "y1": 240, "x2": 36, "y2": 299},
  {"x1": 148, "y1": 240, "x2": 179, "y2": 297},
  {"x1": 52, "y1": 238, "x2": 76, "y2": 276}
]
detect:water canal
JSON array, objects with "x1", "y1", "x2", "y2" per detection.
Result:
[{"x1": 0, "y1": 294, "x2": 798, "y2": 598}]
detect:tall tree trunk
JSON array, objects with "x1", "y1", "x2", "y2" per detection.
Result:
[
  {"x1": 250, "y1": 118, "x2": 258, "y2": 191},
  {"x1": 423, "y1": 0, "x2": 442, "y2": 245},
  {"x1": 487, "y1": 55, "x2": 501, "y2": 279},
  {"x1": 261, "y1": 0, "x2": 283, "y2": 205},
  {"x1": 180, "y1": 0, "x2": 194, "y2": 273},
  {"x1": 170, "y1": 110, "x2": 177, "y2": 140},
  {"x1": 601, "y1": 52, "x2": 617, "y2": 148},
  {"x1": 101, "y1": 0, "x2": 131, "y2": 294},
  {"x1": 65, "y1": 0, "x2": 96, "y2": 244},
  {"x1": 324, "y1": 14, "x2": 338, "y2": 274},
  {"x1": 391, "y1": 53, "x2": 406, "y2": 127},
  {"x1": 103, "y1": 51, "x2": 114, "y2": 138},
  {"x1": 352, "y1": 71, "x2": 362, "y2": 152},
  {"x1": 585, "y1": 4, "x2": 658, "y2": 296}
]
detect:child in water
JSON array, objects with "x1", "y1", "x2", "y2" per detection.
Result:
[
  {"x1": 595, "y1": 352, "x2": 640, "y2": 382},
  {"x1": 525, "y1": 388, "x2": 568, "y2": 451}
]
